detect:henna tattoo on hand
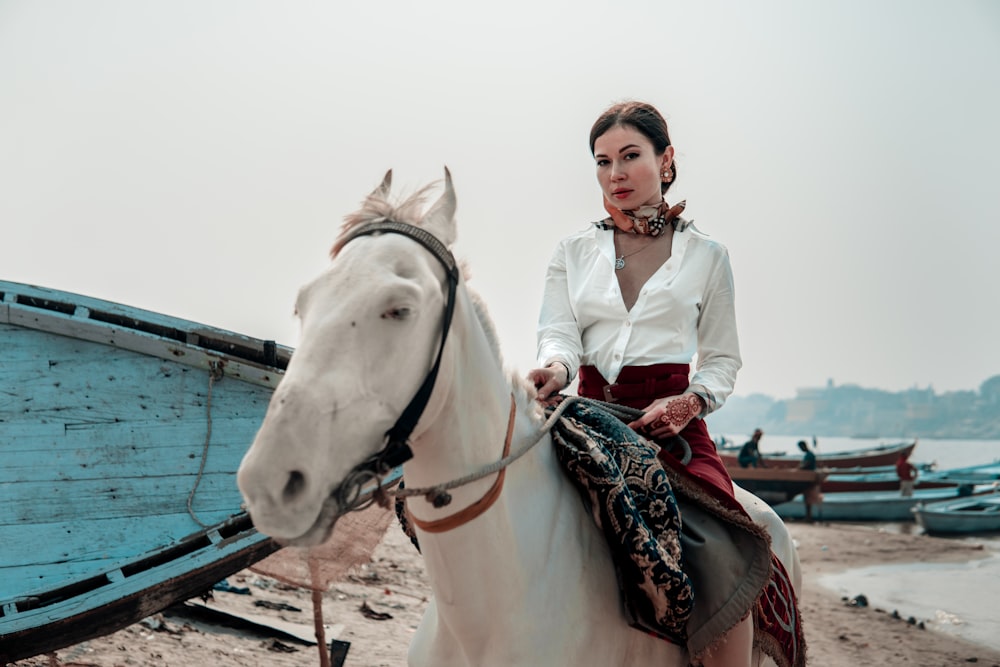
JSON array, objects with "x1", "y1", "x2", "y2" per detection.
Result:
[{"x1": 657, "y1": 394, "x2": 701, "y2": 429}]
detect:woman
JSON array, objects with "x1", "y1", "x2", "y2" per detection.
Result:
[{"x1": 528, "y1": 100, "x2": 752, "y2": 666}]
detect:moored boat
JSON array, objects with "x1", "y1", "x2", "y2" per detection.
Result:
[
  {"x1": 820, "y1": 461, "x2": 1000, "y2": 493},
  {"x1": 773, "y1": 484, "x2": 998, "y2": 522},
  {"x1": 0, "y1": 280, "x2": 290, "y2": 662},
  {"x1": 727, "y1": 467, "x2": 827, "y2": 505},
  {"x1": 720, "y1": 440, "x2": 917, "y2": 470},
  {"x1": 912, "y1": 491, "x2": 1000, "y2": 535}
]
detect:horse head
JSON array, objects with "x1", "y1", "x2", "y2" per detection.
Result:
[{"x1": 238, "y1": 168, "x2": 462, "y2": 546}]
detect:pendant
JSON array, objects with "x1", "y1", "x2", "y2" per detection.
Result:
[{"x1": 615, "y1": 257, "x2": 626, "y2": 270}]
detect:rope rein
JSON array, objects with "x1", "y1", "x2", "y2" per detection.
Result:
[{"x1": 383, "y1": 395, "x2": 691, "y2": 503}]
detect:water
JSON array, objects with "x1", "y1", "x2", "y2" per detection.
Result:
[
  {"x1": 719, "y1": 436, "x2": 1000, "y2": 650},
  {"x1": 819, "y1": 547, "x2": 1000, "y2": 651}
]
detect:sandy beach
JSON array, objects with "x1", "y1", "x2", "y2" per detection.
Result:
[{"x1": 8, "y1": 519, "x2": 1000, "y2": 667}]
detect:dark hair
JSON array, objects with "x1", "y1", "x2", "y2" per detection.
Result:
[{"x1": 589, "y1": 100, "x2": 677, "y2": 195}]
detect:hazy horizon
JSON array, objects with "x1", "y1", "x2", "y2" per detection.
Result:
[{"x1": 2, "y1": 1, "x2": 998, "y2": 400}]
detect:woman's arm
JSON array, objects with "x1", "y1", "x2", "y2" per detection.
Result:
[
  {"x1": 690, "y1": 247, "x2": 742, "y2": 415},
  {"x1": 535, "y1": 240, "x2": 583, "y2": 386}
]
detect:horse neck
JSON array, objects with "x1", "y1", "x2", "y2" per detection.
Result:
[
  {"x1": 403, "y1": 286, "x2": 518, "y2": 495},
  {"x1": 401, "y1": 294, "x2": 602, "y2": 619}
]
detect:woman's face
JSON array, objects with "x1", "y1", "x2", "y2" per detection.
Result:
[{"x1": 593, "y1": 124, "x2": 673, "y2": 209}]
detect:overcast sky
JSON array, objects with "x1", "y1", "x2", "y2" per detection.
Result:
[{"x1": 2, "y1": 0, "x2": 998, "y2": 399}]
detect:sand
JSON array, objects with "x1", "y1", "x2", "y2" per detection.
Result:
[{"x1": 8, "y1": 520, "x2": 1000, "y2": 667}]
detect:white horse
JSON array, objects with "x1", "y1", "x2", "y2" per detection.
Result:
[{"x1": 238, "y1": 170, "x2": 801, "y2": 667}]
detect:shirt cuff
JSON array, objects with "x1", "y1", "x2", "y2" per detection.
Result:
[
  {"x1": 545, "y1": 359, "x2": 574, "y2": 387},
  {"x1": 685, "y1": 384, "x2": 715, "y2": 417}
]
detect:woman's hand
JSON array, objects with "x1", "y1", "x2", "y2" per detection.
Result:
[
  {"x1": 628, "y1": 393, "x2": 705, "y2": 439},
  {"x1": 527, "y1": 363, "x2": 568, "y2": 402}
]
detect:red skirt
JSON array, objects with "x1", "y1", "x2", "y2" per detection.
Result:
[{"x1": 578, "y1": 364, "x2": 740, "y2": 510}]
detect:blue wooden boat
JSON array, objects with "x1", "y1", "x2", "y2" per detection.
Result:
[
  {"x1": 912, "y1": 490, "x2": 1000, "y2": 535},
  {"x1": 821, "y1": 461, "x2": 1000, "y2": 493},
  {"x1": 0, "y1": 280, "x2": 292, "y2": 662},
  {"x1": 773, "y1": 484, "x2": 999, "y2": 522}
]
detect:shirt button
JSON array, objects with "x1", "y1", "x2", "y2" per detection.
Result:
[
  {"x1": 614, "y1": 353, "x2": 621, "y2": 360},
  {"x1": 625, "y1": 320, "x2": 631, "y2": 327}
]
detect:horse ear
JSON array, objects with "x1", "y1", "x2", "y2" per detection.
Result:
[
  {"x1": 372, "y1": 170, "x2": 392, "y2": 199},
  {"x1": 422, "y1": 167, "x2": 457, "y2": 246}
]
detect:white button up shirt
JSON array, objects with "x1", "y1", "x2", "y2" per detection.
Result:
[{"x1": 536, "y1": 220, "x2": 742, "y2": 414}]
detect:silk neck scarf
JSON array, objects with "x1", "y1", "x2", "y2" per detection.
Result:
[{"x1": 602, "y1": 198, "x2": 687, "y2": 237}]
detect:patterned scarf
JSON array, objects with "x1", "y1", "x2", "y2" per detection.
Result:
[{"x1": 602, "y1": 198, "x2": 687, "y2": 236}]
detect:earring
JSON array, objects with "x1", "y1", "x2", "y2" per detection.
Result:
[{"x1": 662, "y1": 169, "x2": 673, "y2": 183}]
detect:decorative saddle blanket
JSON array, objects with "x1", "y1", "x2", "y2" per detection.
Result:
[
  {"x1": 548, "y1": 400, "x2": 805, "y2": 667},
  {"x1": 547, "y1": 400, "x2": 694, "y2": 644}
]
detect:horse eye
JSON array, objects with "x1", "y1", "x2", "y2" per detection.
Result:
[{"x1": 381, "y1": 306, "x2": 412, "y2": 320}]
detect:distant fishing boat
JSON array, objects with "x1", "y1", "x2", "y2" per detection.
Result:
[
  {"x1": 912, "y1": 491, "x2": 1000, "y2": 535},
  {"x1": 821, "y1": 461, "x2": 1000, "y2": 493},
  {"x1": 719, "y1": 440, "x2": 916, "y2": 471},
  {"x1": 727, "y1": 467, "x2": 827, "y2": 505},
  {"x1": 0, "y1": 280, "x2": 290, "y2": 662},
  {"x1": 773, "y1": 485, "x2": 997, "y2": 522}
]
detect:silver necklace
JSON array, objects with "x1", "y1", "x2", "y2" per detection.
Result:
[{"x1": 614, "y1": 233, "x2": 658, "y2": 271}]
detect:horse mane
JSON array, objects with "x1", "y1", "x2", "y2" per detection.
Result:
[
  {"x1": 465, "y1": 282, "x2": 543, "y2": 424},
  {"x1": 330, "y1": 182, "x2": 441, "y2": 257}
]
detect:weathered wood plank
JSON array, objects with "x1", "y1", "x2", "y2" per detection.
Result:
[
  {"x1": 3, "y1": 471, "x2": 243, "y2": 523},
  {"x1": 3, "y1": 325, "x2": 273, "y2": 424},
  {"x1": 1, "y1": 417, "x2": 262, "y2": 482},
  {"x1": 4, "y1": 299, "x2": 287, "y2": 389}
]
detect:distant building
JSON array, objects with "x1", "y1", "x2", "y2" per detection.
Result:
[{"x1": 785, "y1": 387, "x2": 825, "y2": 424}]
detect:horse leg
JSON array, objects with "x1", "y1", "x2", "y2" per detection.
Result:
[{"x1": 732, "y1": 483, "x2": 801, "y2": 667}]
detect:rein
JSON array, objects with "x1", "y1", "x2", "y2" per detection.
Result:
[
  {"x1": 341, "y1": 396, "x2": 692, "y2": 522},
  {"x1": 392, "y1": 396, "x2": 692, "y2": 502},
  {"x1": 406, "y1": 393, "x2": 517, "y2": 533}
]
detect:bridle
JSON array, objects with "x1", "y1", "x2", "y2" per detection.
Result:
[
  {"x1": 329, "y1": 220, "x2": 459, "y2": 505},
  {"x1": 331, "y1": 220, "x2": 514, "y2": 514},
  {"x1": 326, "y1": 220, "x2": 526, "y2": 532}
]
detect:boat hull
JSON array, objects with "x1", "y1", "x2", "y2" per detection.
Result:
[
  {"x1": 727, "y1": 467, "x2": 827, "y2": 505},
  {"x1": 720, "y1": 441, "x2": 916, "y2": 470},
  {"x1": 773, "y1": 486, "x2": 996, "y2": 522},
  {"x1": 821, "y1": 462, "x2": 1000, "y2": 493},
  {"x1": 912, "y1": 492, "x2": 1000, "y2": 535},
  {"x1": 0, "y1": 281, "x2": 289, "y2": 662}
]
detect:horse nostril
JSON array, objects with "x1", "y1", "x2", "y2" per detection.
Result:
[{"x1": 283, "y1": 470, "x2": 306, "y2": 502}]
